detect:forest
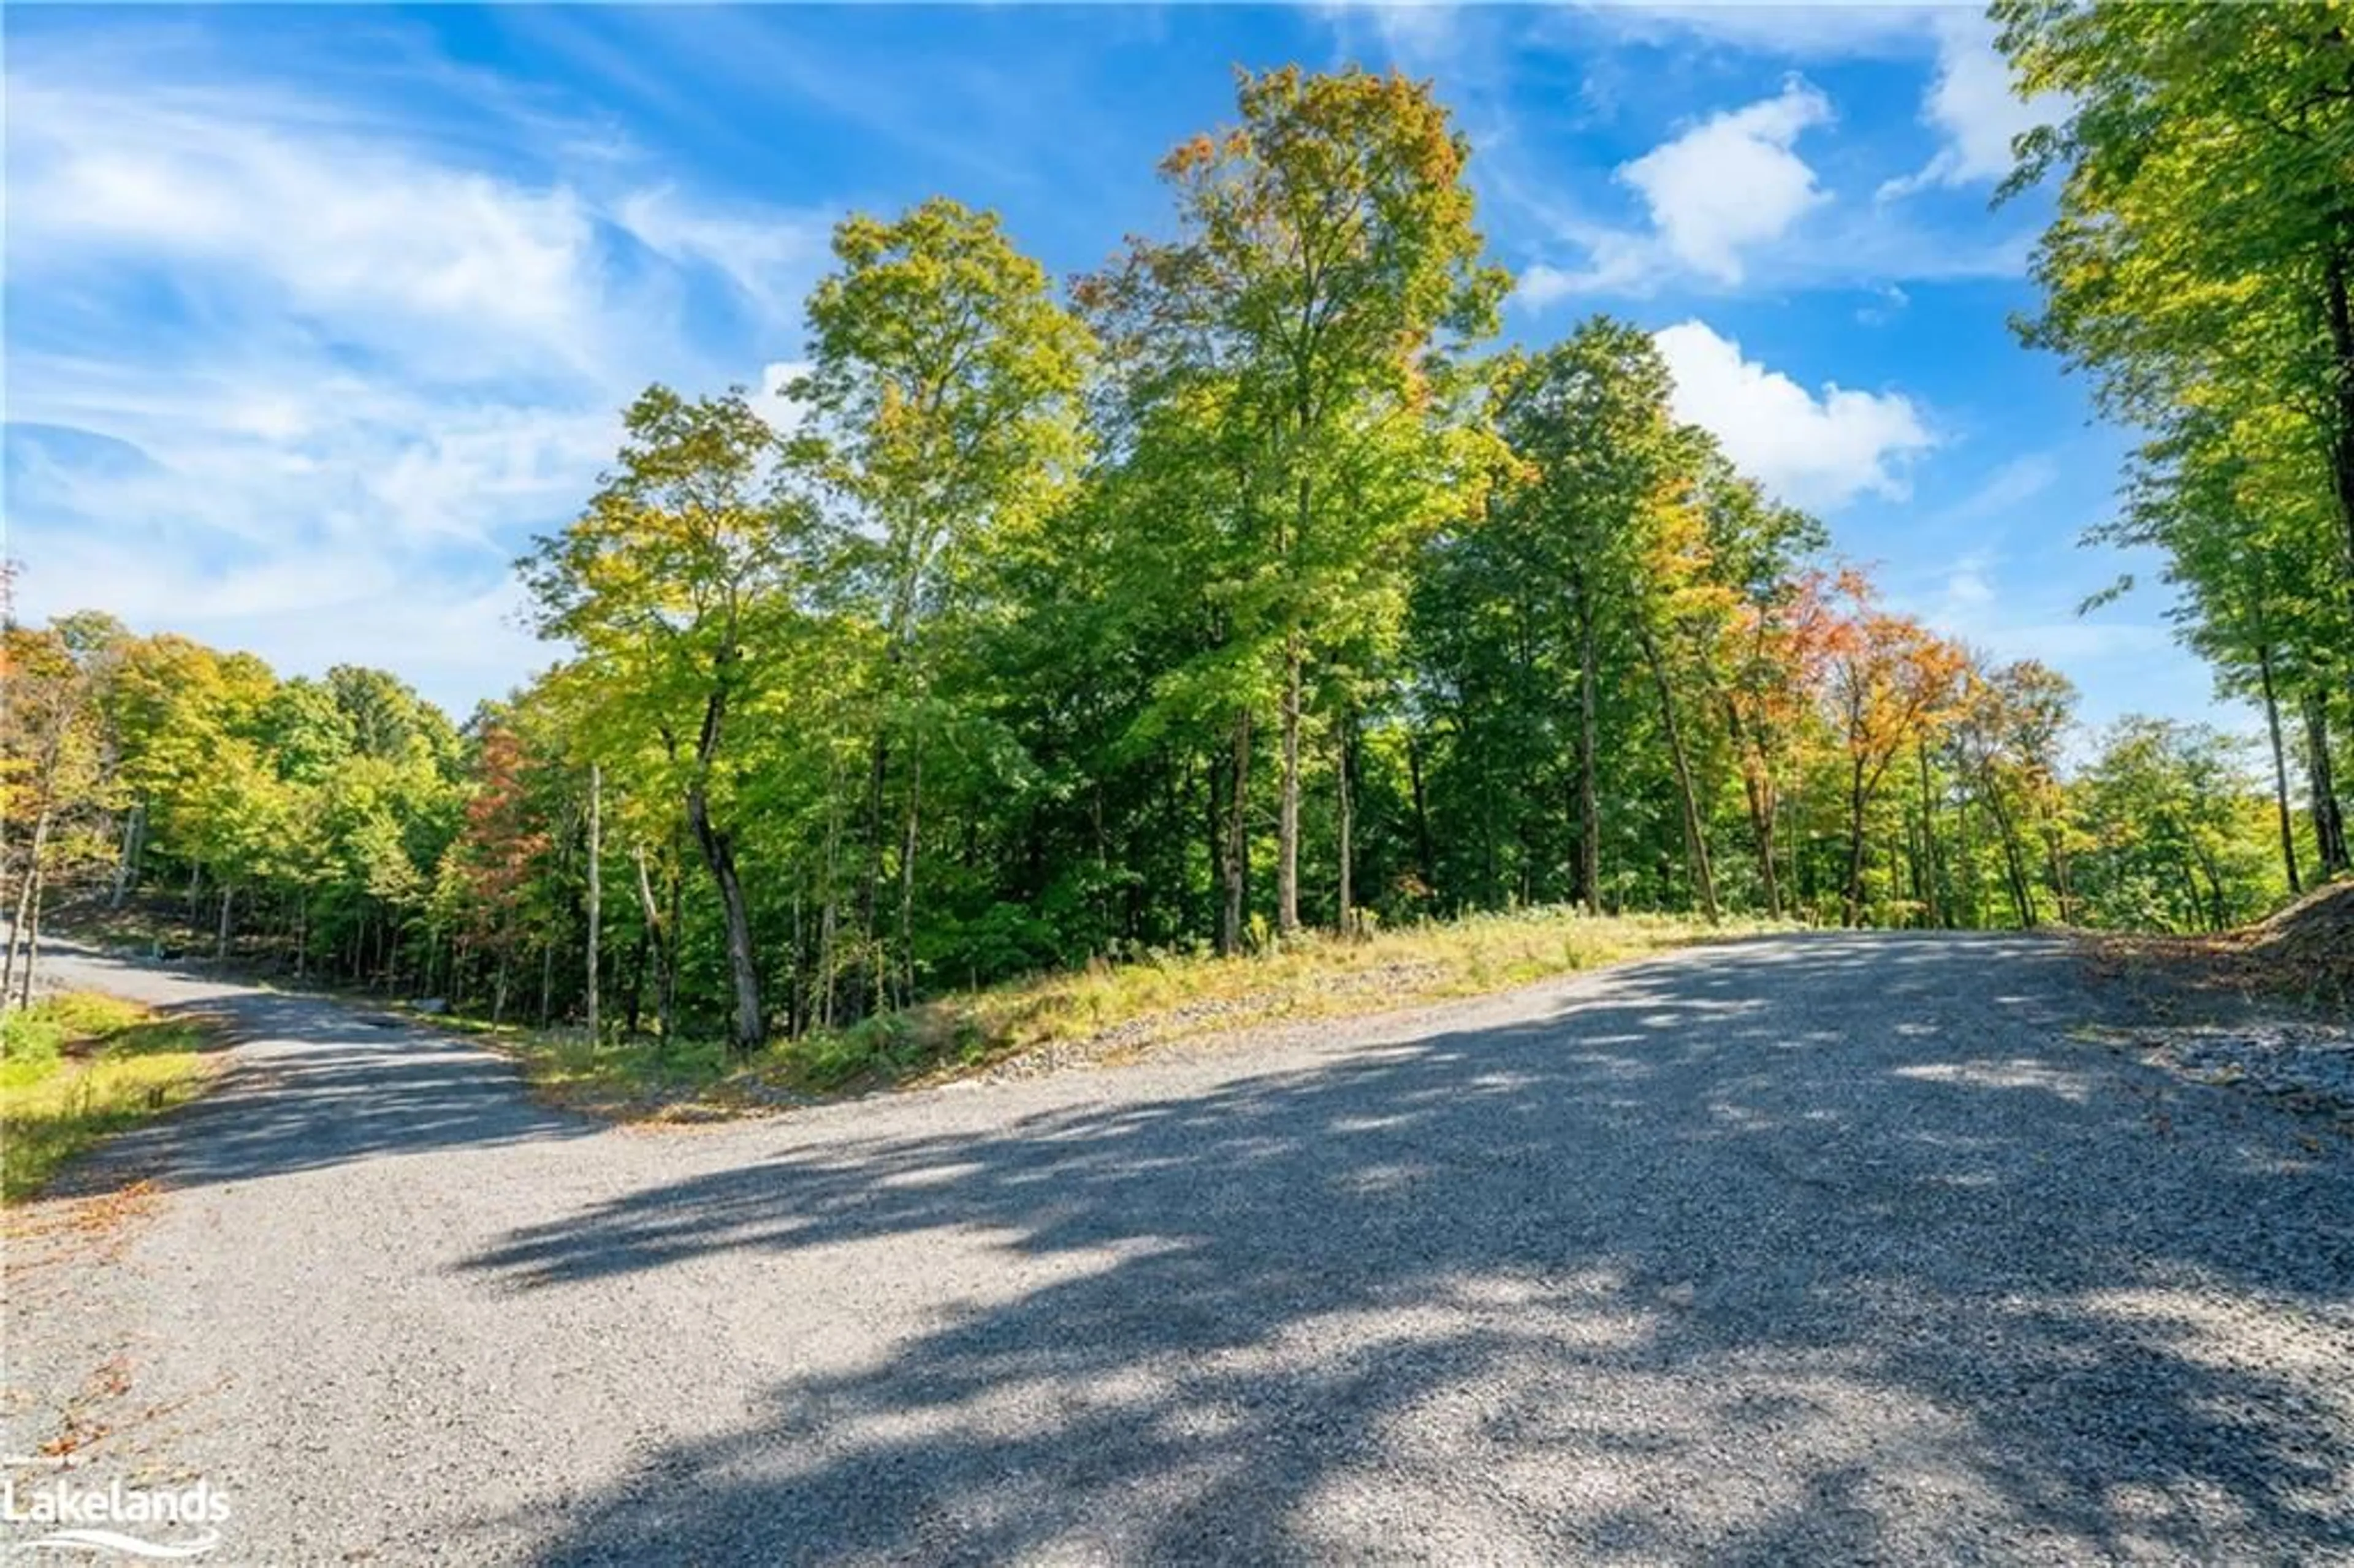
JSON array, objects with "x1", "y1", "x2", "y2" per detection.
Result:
[{"x1": 5, "y1": 9, "x2": 2349, "y2": 1056}]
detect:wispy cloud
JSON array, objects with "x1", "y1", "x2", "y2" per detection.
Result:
[
  {"x1": 1566, "y1": 3, "x2": 1936, "y2": 60},
  {"x1": 2, "y1": 24, "x2": 833, "y2": 713},
  {"x1": 1878, "y1": 10, "x2": 2062, "y2": 202}
]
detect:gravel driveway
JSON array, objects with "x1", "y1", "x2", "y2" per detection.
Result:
[{"x1": 4, "y1": 932, "x2": 2350, "y2": 1564}]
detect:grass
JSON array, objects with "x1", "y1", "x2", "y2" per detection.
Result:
[
  {"x1": 480, "y1": 905, "x2": 1780, "y2": 1121},
  {"x1": 1, "y1": 992, "x2": 223, "y2": 1202}
]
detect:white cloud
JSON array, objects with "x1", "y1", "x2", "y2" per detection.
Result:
[
  {"x1": 2, "y1": 32, "x2": 831, "y2": 714},
  {"x1": 1942, "y1": 551, "x2": 1997, "y2": 609},
  {"x1": 1930, "y1": 452, "x2": 2060, "y2": 528},
  {"x1": 1570, "y1": 2, "x2": 1933, "y2": 58},
  {"x1": 1509, "y1": 78, "x2": 1843, "y2": 301},
  {"x1": 1878, "y1": 10, "x2": 2061, "y2": 200},
  {"x1": 1653, "y1": 319, "x2": 1934, "y2": 510},
  {"x1": 1620, "y1": 78, "x2": 1832, "y2": 283}
]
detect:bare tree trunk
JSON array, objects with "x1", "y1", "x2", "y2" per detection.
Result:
[
  {"x1": 111, "y1": 801, "x2": 145, "y2": 908},
  {"x1": 1405, "y1": 732, "x2": 1434, "y2": 897},
  {"x1": 859, "y1": 726, "x2": 889, "y2": 1012},
  {"x1": 686, "y1": 679, "x2": 763, "y2": 1055},
  {"x1": 1724, "y1": 694, "x2": 1781, "y2": 919},
  {"x1": 2306, "y1": 685, "x2": 2350, "y2": 875},
  {"x1": 1984, "y1": 785, "x2": 2036, "y2": 928},
  {"x1": 1, "y1": 807, "x2": 50, "y2": 1006},
  {"x1": 1843, "y1": 759, "x2": 1869, "y2": 927},
  {"x1": 2323, "y1": 241, "x2": 2354, "y2": 581},
  {"x1": 1335, "y1": 710, "x2": 1356, "y2": 938},
  {"x1": 2257, "y1": 644, "x2": 2302, "y2": 895},
  {"x1": 1219, "y1": 710, "x2": 1252, "y2": 956},
  {"x1": 1915, "y1": 737, "x2": 1943, "y2": 927},
  {"x1": 1572, "y1": 574, "x2": 1601, "y2": 916},
  {"x1": 1640, "y1": 622, "x2": 1717, "y2": 923},
  {"x1": 1277, "y1": 631, "x2": 1303, "y2": 938},
  {"x1": 585, "y1": 763, "x2": 601, "y2": 1041},
  {"x1": 15, "y1": 862, "x2": 45, "y2": 1010},
  {"x1": 690, "y1": 783, "x2": 762, "y2": 1052},
  {"x1": 632, "y1": 847, "x2": 674, "y2": 1043},
  {"x1": 623, "y1": 926, "x2": 647, "y2": 1037},
  {"x1": 215, "y1": 886, "x2": 234, "y2": 962},
  {"x1": 897, "y1": 740, "x2": 922, "y2": 1007},
  {"x1": 818, "y1": 783, "x2": 842, "y2": 1031}
]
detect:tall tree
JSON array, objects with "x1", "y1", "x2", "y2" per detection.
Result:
[
  {"x1": 522, "y1": 387, "x2": 826, "y2": 1054},
  {"x1": 1092, "y1": 66, "x2": 1505, "y2": 937},
  {"x1": 796, "y1": 197, "x2": 1094, "y2": 1003}
]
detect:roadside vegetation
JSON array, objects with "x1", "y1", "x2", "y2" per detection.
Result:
[
  {"x1": 465, "y1": 907, "x2": 1766, "y2": 1119},
  {"x1": 2085, "y1": 879, "x2": 2354, "y2": 1018},
  {"x1": 0, "y1": 992, "x2": 221, "y2": 1201}
]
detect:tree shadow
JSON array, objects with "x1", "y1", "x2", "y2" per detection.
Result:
[
  {"x1": 457, "y1": 934, "x2": 2354, "y2": 1561},
  {"x1": 35, "y1": 944, "x2": 593, "y2": 1193}
]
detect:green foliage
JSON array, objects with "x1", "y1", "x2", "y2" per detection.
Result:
[
  {"x1": 0, "y1": 992, "x2": 218, "y2": 1200},
  {"x1": 1998, "y1": 0, "x2": 2354, "y2": 890}
]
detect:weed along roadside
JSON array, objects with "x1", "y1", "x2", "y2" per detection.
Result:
[
  {"x1": 458, "y1": 908, "x2": 1781, "y2": 1121},
  {"x1": 0, "y1": 992, "x2": 227, "y2": 1201}
]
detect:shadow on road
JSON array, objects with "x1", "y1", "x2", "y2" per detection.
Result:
[
  {"x1": 458, "y1": 934, "x2": 2353, "y2": 1562},
  {"x1": 40, "y1": 945, "x2": 593, "y2": 1192}
]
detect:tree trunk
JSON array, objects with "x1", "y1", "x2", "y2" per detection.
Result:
[
  {"x1": 2, "y1": 806, "x2": 52, "y2": 1007},
  {"x1": 1640, "y1": 621, "x2": 1717, "y2": 923},
  {"x1": 1572, "y1": 573, "x2": 1601, "y2": 916},
  {"x1": 1406, "y1": 732, "x2": 1434, "y2": 897},
  {"x1": 1843, "y1": 758, "x2": 1869, "y2": 927},
  {"x1": 2042, "y1": 825, "x2": 2076, "y2": 926},
  {"x1": 1335, "y1": 710, "x2": 1357, "y2": 938},
  {"x1": 633, "y1": 846, "x2": 674, "y2": 1043},
  {"x1": 623, "y1": 929, "x2": 646, "y2": 1037},
  {"x1": 1219, "y1": 709, "x2": 1252, "y2": 956},
  {"x1": 111, "y1": 801, "x2": 145, "y2": 908},
  {"x1": 585, "y1": 763, "x2": 602, "y2": 1041},
  {"x1": 2323, "y1": 240, "x2": 2354, "y2": 580},
  {"x1": 818, "y1": 783, "x2": 843, "y2": 1031},
  {"x1": 897, "y1": 740, "x2": 923, "y2": 1007},
  {"x1": 689, "y1": 783, "x2": 763, "y2": 1054},
  {"x1": 14, "y1": 861, "x2": 45, "y2": 1010},
  {"x1": 1915, "y1": 737, "x2": 1943, "y2": 927},
  {"x1": 2306, "y1": 686, "x2": 2350, "y2": 874},
  {"x1": 687, "y1": 681, "x2": 763, "y2": 1055},
  {"x1": 216, "y1": 886, "x2": 234, "y2": 962},
  {"x1": 1984, "y1": 785, "x2": 2036, "y2": 929},
  {"x1": 859, "y1": 726, "x2": 890, "y2": 1008},
  {"x1": 2257, "y1": 644, "x2": 2302, "y2": 895},
  {"x1": 1723, "y1": 694, "x2": 1781, "y2": 918},
  {"x1": 1277, "y1": 630, "x2": 1303, "y2": 937}
]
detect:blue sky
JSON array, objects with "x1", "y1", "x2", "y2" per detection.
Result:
[{"x1": 4, "y1": 2, "x2": 2223, "y2": 738}]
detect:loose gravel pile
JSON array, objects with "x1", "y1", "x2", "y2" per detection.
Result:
[{"x1": 2112, "y1": 1020, "x2": 2354, "y2": 1121}]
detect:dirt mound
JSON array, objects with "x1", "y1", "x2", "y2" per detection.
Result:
[
  {"x1": 2079, "y1": 879, "x2": 2353, "y2": 1019},
  {"x1": 2247, "y1": 880, "x2": 2354, "y2": 1006}
]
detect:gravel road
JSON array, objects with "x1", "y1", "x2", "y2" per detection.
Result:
[{"x1": 4, "y1": 932, "x2": 2350, "y2": 1564}]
